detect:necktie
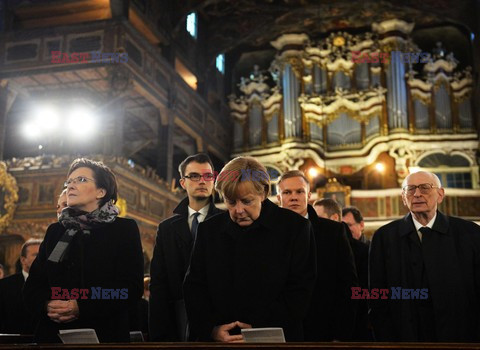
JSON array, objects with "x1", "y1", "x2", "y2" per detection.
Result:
[
  {"x1": 419, "y1": 227, "x2": 432, "y2": 242},
  {"x1": 191, "y1": 212, "x2": 200, "y2": 241}
]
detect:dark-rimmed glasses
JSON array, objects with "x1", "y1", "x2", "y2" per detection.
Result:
[
  {"x1": 402, "y1": 183, "x2": 439, "y2": 196},
  {"x1": 183, "y1": 173, "x2": 215, "y2": 182},
  {"x1": 64, "y1": 176, "x2": 95, "y2": 188}
]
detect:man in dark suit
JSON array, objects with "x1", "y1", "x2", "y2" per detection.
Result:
[
  {"x1": 0, "y1": 238, "x2": 41, "y2": 334},
  {"x1": 277, "y1": 171, "x2": 358, "y2": 341},
  {"x1": 149, "y1": 153, "x2": 223, "y2": 341},
  {"x1": 341, "y1": 206, "x2": 371, "y2": 341},
  {"x1": 315, "y1": 200, "x2": 370, "y2": 301},
  {"x1": 342, "y1": 206, "x2": 369, "y2": 245},
  {"x1": 370, "y1": 170, "x2": 480, "y2": 342},
  {"x1": 313, "y1": 198, "x2": 342, "y2": 222}
]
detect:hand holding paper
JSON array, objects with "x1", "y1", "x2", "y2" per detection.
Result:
[{"x1": 211, "y1": 321, "x2": 252, "y2": 342}]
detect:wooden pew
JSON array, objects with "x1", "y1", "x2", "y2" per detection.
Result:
[{"x1": 1, "y1": 343, "x2": 480, "y2": 350}]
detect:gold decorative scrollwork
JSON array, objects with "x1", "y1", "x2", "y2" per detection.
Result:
[
  {"x1": 305, "y1": 105, "x2": 382, "y2": 127},
  {"x1": 433, "y1": 78, "x2": 450, "y2": 92},
  {"x1": 410, "y1": 92, "x2": 431, "y2": 105},
  {"x1": 453, "y1": 91, "x2": 472, "y2": 104},
  {"x1": 285, "y1": 57, "x2": 304, "y2": 79},
  {"x1": 306, "y1": 112, "x2": 341, "y2": 127},
  {"x1": 316, "y1": 177, "x2": 351, "y2": 207},
  {"x1": 116, "y1": 196, "x2": 127, "y2": 217},
  {"x1": 0, "y1": 162, "x2": 19, "y2": 233},
  {"x1": 333, "y1": 36, "x2": 346, "y2": 47}
]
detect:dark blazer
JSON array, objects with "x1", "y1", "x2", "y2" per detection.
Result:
[
  {"x1": 183, "y1": 199, "x2": 316, "y2": 342},
  {"x1": 304, "y1": 205, "x2": 358, "y2": 341},
  {"x1": 0, "y1": 273, "x2": 33, "y2": 334},
  {"x1": 23, "y1": 218, "x2": 144, "y2": 343},
  {"x1": 369, "y1": 211, "x2": 480, "y2": 342},
  {"x1": 149, "y1": 197, "x2": 223, "y2": 341},
  {"x1": 342, "y1": 222, "x2": 370, "y2": 341}
]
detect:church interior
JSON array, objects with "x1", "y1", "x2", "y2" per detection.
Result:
[{"x1": 0, "y1": 0, "x2": 479, "y2": 276}]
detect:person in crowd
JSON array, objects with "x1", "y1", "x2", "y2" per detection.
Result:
[
  {"x1": 23, "y1": 158, "x2": 144, "y2": 343},
  {"x1": 130, "y1": 276, "x2": 150, "y2": 335},
  {"x1": 149, "y1": 153, "x2": 222, "y2": 341},
  {"x1": 0, "y1": 239, "x2": 41, "y2": 334},
  {"x1": 0, "y1": 264, "x2": 4, "y2": 279},
  {"x1": 277, "y1": 171, "x2": 357, "y2": 341},
  {"x1": 313, "y1": 197, "x2": 370, "y2": 340},
  {"x1": 342, "y1": 206, "x2": 369, "y2": 244},
  {"x1": 313, "y1": 198, "x2": 342, "y2": 221},
  {"x1": 340, "y1": 206, "x2": 370, "y2": 340},
  {"x1": 56, "y1": 188, "x2": 68, "y2": 219},
  {"x1": 370, "y1": 171, "x2": 480, "y2": 342},
  {"x1": 143, "y1": 276, "x2": 150, "y2": 301},
  {"x1": 140, "y1": 276, "x2": 150, "y2": 334},
  {"x1": 184, "y1": 157, "x2": 316, "y2": 342}
]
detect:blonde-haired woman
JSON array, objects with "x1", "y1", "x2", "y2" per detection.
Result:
[{"x1": 184, "y1": 157, "x2": 316, "y2": 342}]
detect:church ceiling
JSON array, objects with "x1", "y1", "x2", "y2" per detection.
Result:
[{"x1": 171, "y1": 0, "x2": 474, "y2": 60}]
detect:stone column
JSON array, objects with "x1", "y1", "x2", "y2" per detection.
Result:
[
  {"x1": 0, "y1": 82, "x2": 16, "y2": 160},
  {"x1": 156, "y1": 110, "x2": 174, "y2": 183}
]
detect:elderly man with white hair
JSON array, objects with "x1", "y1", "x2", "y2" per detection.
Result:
[{"x1": 369, "y1": 171, "x2": 480, "y2": 342}]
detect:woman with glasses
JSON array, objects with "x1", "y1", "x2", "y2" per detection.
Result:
[
  {"x1": 24, "y1": 158, "x2": 144, "y2": 343},
  {"x1": 183, "y1": 156, "x2": 316, "y2": 342}
]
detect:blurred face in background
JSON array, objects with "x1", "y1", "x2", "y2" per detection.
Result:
[
  {"x1": 314, "y1": 205, "x2": 329, "y2": 219},
  {"x1": 57, "y1": 191, "x2": 68, "y2": 218},
  {"x1": 343, "y1": 212, "x2": 364, "y2": 240},
  {"x1": 21, "y1": 244, "x2": 40, "y2": 274}
]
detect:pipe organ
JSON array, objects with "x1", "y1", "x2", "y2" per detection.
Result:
[{"x1": 228, "y1": 19, "x2": 477, "y2": 189}]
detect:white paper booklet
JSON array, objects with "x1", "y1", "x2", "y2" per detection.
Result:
[
  {"x1": 58, "y1": 328, "x2": 99, "y2": 344},
  {"x1": 241, "y1": 327, "x2": 286, "y2": 343}
]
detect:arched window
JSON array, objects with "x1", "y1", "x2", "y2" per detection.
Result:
[
  {"x1": 416, "y1": 153, "x2": 474, "y2": 188},
  {"x1": 216, "y1": 54, "x2": 225, "y2": 74},
  {"x1": 186, "y1": 12, "x2": 197, "y2": 39},
  {"x1": 266, "y1": 166, "x2": 281, "y2": 196}
]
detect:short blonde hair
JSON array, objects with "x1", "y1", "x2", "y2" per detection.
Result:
[
  {"x1": 277, "y1": 170, "x2": 310, "y2": 193},
  {"x1": 215, "y1": 157, "x2": 270, "y2": 199}
]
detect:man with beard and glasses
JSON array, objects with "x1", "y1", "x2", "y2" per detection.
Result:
[{"x1": 149, "y1": 153, "x2": 223, "y2": 341}]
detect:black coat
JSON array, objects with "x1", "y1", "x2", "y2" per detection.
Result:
[
  {"x1": 304, "y1": 205, "x2": 358, "y2": 341},
  {"x1": 0, "y1": 273, "x2": 33, "y2": 334},
  {"x1": 149, "y1": 197, "x2": 223, "y2": 341},
  {"x1": 343, "y1": 222, "x2": 370, "y2": 341},
  {"x1": 183, "y1": 199, "x2": 316, "y2": 342},
  {"x1": 369, "y1": 211, "x2": 480, "y2": 342},
  {"x1": 23, "y1": 218, "x2": 144, "y2": 343}
]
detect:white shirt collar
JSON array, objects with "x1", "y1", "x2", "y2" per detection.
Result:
[
  {"x1": 188, "y1": 204, "x2": 209, "y2": 219},
  {"x1": 187, "y1": 204, "x2": 209, "y2": 231},
  {"x1": 22, "y1": 269, "x2": 28, "y2": 281},
  {"x1": 412, "y1": 212, "x2": 437, "y2": 241}
]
